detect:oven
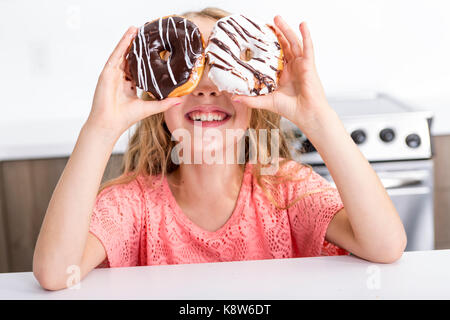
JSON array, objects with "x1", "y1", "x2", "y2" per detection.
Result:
[{"x1": 281, "y1": 93, "x2": 435, "y2": 251}]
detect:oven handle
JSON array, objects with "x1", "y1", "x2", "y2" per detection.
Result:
[
  {"x1": 379, "y1": 177, "x2": 423, "y2": 189},
  {"x1": 322, "y1": 171, "x2": 428, "y2": 189}
]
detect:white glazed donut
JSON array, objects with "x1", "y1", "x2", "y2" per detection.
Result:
[{"x1": 205, "y1": 14, "x2": 284, "y2": 96}]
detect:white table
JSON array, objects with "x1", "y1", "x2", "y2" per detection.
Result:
[{"x1": 1, "y1": 250, "x2": 449, "y2": 300}]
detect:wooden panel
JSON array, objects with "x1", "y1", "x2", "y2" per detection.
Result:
[
  {"x1": 0, "y1": 163, "x2": 10, "y2": 272},
  {"x1": 434, "y1": 188, "x2": 450, "y2": 249},
  {"x1": 1, "y1": 159, "x2": 36, "y2": 272},
  {"x1": 433, "y1": 135, "x2": 450, "y2": 189},
  {"x1": 103, "y1": 153, "x2": 125, "y2": 183},
  {"x1": 0, "y1": 154, "x2": 124, "y2": 273},
  {"x1": 432, "y1": 135, "x2": 450, "y2": 249}
]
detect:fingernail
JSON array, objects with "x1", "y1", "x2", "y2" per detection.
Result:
[
  {"x1": 233, "y1": 99, "x2": 240, "y2": 103},
  {"x1": 174, "y1": 102, "x2": 181, "y2": 106}
]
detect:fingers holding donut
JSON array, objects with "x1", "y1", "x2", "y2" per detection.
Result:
[
  {"x1": 233, "y1": 17, "x2": 322, "y2": 124},
  {"x1": 271, "y1": 23, "x2": 294, "y2": 63},
  {"x1": 273, "y1": 16, "x2": 316, "y2": 64},
  {"x1": 233, "y1": 93, "x2": 276, "y2": 112},
  {"x1": 97, "y1": 26, "x2": 138, "y2": 98},
  {"x1": 130, "y1": 96, "x2": 182, "y2": 121},
  {"x1": 119, "y1": 56, "x2": 138, "y2": 99},
  {"x1": 273, "y1": 16, "x2": 303, "y2": 59}
]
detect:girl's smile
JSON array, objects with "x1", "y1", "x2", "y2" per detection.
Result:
[{"x1": 184, "y1": 105, "x2": 232, "y2": 127}]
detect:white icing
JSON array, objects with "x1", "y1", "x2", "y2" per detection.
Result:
[
  {"x1": 166, "y1": 18, "x2": 177, "y2": 86},
  {"x1": 183, "y1": 18, "x2": 194, "y2": 68},
  {"x1": 205, "y1": 14, "x2": 282, "y2": 96}
]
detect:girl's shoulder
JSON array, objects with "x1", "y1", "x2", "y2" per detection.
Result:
[
  {"x1": 96, "y1": 171, "x2": 168, "y2": 205},
  {"x1": 277, "y1": 158, "x2": 331, "y2": 189}
]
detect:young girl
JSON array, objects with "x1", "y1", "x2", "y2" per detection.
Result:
[{"x1": 33, "y1": 7, "x2": 406, "y2": 291}]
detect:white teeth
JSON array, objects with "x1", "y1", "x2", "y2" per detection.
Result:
[{"x1": 189, "y1": 112, "x2": 226, "y2": 121}]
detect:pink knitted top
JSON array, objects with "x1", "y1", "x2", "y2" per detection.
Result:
[{"x1": 89, "y1": 160, "x2": 349, "y2": 268}]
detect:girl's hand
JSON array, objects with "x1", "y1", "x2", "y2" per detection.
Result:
[
  {"x1": 86, "y1": 26, "x2": 182, "y2": 137},
  {"x1": 235, "y1": 16, "x2": 332, "y2": 134}
]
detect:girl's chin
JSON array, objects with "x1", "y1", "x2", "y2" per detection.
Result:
[{"x1": 192, "y1": 144, "x2": 225, "y2": 153}]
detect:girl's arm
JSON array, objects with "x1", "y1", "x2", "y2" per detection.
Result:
[
  {"x1": 296, "y1": 103, "x2": 407, "y2": 263},
  {"x1": 33, "y1": 26, "x2": 182, "y2": 290},
  {"x1": 33, "y1": 124, "x2": 118, "y2": 291},
  {"x1": 237, "y1": 16, "x2": 406, "y2": 263}
]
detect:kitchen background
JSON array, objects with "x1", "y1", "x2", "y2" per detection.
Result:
[{"x1": 0, "y1": 0, "x2": 449, "y2": 273}]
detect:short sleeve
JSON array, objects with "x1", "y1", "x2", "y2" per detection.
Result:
[
  {"x1": 284, "y1": 162, "x2": 349, "y2": 257},
  {"x1": 89, "y1": 178, "x2": 144, "y2": 268}
]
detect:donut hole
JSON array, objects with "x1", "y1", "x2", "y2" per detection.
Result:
[
  {"x1": 240, "y1": 48, "x2": 253, "y2": 62},
  {"x1": 159, "y1": 50, "x2": 171, "y2": 62}
]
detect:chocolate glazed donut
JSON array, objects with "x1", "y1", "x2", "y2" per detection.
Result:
[{"x1": 126, "y1": 16, "x2": 205, "y2": 100}]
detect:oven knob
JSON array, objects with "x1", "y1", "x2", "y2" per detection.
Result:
[
  {"x1": 293, "y1": 129, "x2": 303, "y2": 139},
  {"x1": 406, "y1": 133, "x2": 421, "y2": 148},
  {"x1": 350, "y1": 129, "x2": 366, "y2": 145},
  {"x1": 300, "y1": 139, "x2": 316, "y2": 153},
  {"x1": 379, "y1": 128, "x2": 395, "y2": 142}
]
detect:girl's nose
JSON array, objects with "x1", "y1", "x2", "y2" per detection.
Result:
[
  {"x1": 192, "y1": 84, "x2": 220, "y2": 97},
  {"x1": 191, "y1": 65, "x2": 221, "y2": 97}
]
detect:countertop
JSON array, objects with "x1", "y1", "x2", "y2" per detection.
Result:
[
  {"x1": 0, "y1": 117, "x2": 132, "y2": 161},
  {"x1": 0, "y1": 250, "x2": 449, "y2": 299}
]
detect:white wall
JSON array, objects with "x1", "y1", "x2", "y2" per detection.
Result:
[{"x1": 0, "y1": 0, "x2": 449, "y2": 129}]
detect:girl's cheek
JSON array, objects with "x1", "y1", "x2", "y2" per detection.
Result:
[{"x1": 163, "y1": 105, "x2": 185, "y2": 133}]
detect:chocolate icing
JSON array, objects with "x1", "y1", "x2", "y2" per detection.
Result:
[{"x1": 126, "y1": 16, "x2": 204, "y2": 100}]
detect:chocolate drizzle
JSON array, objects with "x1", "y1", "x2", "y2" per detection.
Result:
[
  {"x1": 210, "y1": 63, "x2": 248, "y2": 82},
  {"x1": 209, "y1": 37, "x2": 276, "y2": 94},
  {"x1": 207, "y1": 51, "x2": 233, "y2": 67},
  {"x1": 217, "y1": 21, "x2": 241, "y2": 50},
  {"x1": 241, "y1": 15, "x2": 263, "y2": 33},
  {"x1": 252, "y1": 57, "x2": 265, "y2": 63},
  {"x1": 254, "y1": 44, "x2": 268, "y2": 52},
  {"x1": 230, "y1": 17, "x2": 266, "y2": 44},
  {"x1": 226, "y1": 19, "x2": 248, "y2": 42},
  {"x1": 127, "y1": 16, "x2": 204, "y2": 100}
]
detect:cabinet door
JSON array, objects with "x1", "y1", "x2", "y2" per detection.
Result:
[{"x1": 0, "y1": 154, "x2": 124, "y2": 273}]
